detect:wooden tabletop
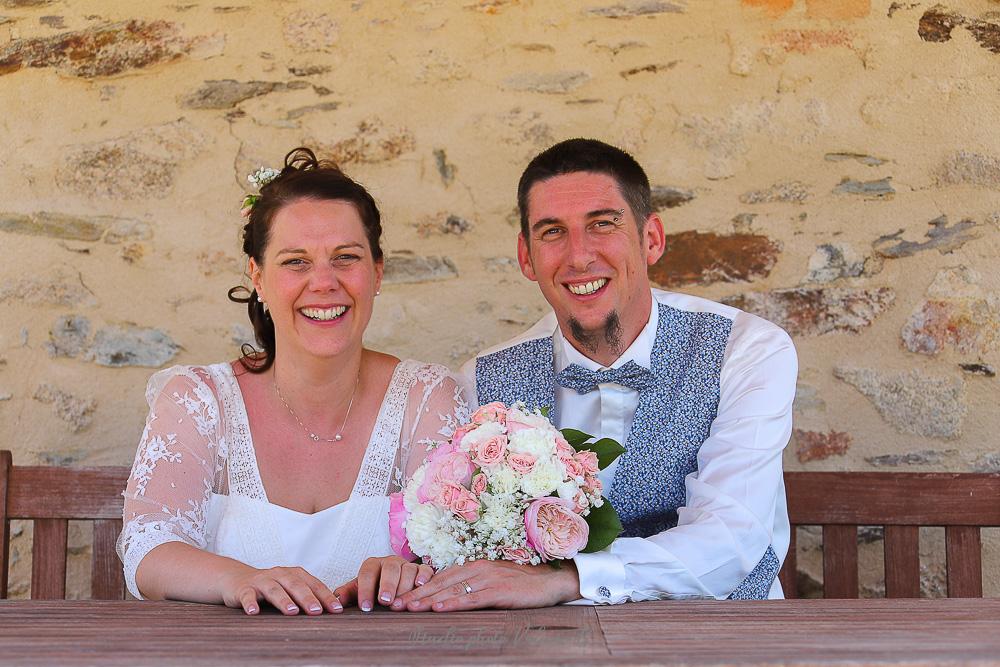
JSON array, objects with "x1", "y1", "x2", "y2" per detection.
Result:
[{"x1": 1, "y1": 598, "x2": 998, "y2": 666}]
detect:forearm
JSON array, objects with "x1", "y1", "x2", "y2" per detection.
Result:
[{"x1": 135, "y1": 542, "x2": 255, "y2": 604}]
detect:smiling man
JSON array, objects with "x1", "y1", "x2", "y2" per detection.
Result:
[{"x1": 396, "y1": 138, "x2": 798, "y2": 611}]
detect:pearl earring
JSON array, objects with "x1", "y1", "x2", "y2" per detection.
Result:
[
  {"x1": 257, "y1": 294, "x2": 268, "y2": 313},
  {"x1": 375, "y1": 290, "x2": 381, "y2": 296}
]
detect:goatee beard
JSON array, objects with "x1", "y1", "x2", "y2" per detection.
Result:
[{"x1": 568, "y1": 311, "x2": 624, "y2": 357}]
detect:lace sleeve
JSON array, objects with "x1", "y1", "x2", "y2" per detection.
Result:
[
  {"x1": 116, "y1": 366, "x2": 227, "y2": 599},
  {"x1": 390, "y1": 363, "x2": 470, "y2": 493}
]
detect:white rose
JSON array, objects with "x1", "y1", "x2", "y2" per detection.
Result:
[
  {"x1": 462, "y1": 421, "x2": 505, "y2": 449},
  {"x1": 507, "y1": 405, "x2": 554, "y2": 431},
  {"x1": 508, "y1": 428, "x2": 556, "y2": 458},
  {"x1": 556, "y1": 480, "x2": 578, "y2": 501},
  {"x1": 521, "y1": 460, "x2": 565, "y2": 498},
  {"x1": 489, "y1": 466, "x2": 520, "y2": 494}
]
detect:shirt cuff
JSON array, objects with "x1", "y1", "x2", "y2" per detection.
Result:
[{"x1": 574, "y1": 549, "x2": 629, "y2": 604}]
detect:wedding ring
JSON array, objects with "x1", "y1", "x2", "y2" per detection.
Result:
[{"x1": 461, "y1": 580, "x2": 473, "y2": 595}]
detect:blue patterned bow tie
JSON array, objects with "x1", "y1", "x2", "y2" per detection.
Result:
[{"x1": 555, "y1": 360, "x2": 655, "y2": 394}]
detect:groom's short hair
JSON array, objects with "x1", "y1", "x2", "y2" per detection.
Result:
[{"x1": 516, "y1": 138, "x2": 653, "y2": 241}]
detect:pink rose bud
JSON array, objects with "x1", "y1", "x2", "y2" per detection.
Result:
[
  {"x1": 572, "y1": 489, "x2": 589, "y2": 514},
  {"x1": 524, "y1": 497, "x2": 589, "y2": 561},
  {"x1": 388, "y1": 492, "x2": 416, "y2": 561},
  {"x1": 555, "y1": 436, "x2": 575, "y2": 460},
  {"x1": 473, "y1": 435, "x2": 508, "y2": 467},
  {"x1": 561, "y1": 454, "x2": 585, "y2": 480},
  {"x1": 501, "y1": 546, "x2": 533, "y2": 565},
  {"x1": 451, "y1": 423, "x2": 476, "y2": 451},
  {"x1": 440, "y1": 483, "x2": 480, "y2": 522},
  {"x1": 507, "y1": 452, "x2": 537, "y2": 475},
  {"x1": 471, "y1": 472, "x2": 488, "y2": 496},
  {"x1": 584, "y1": 473, "x2": 602, "y2": 494}
]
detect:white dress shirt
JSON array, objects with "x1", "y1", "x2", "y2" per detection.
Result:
[{"x1": 459, "y1": 289, "x2": 797, "y2": 602}]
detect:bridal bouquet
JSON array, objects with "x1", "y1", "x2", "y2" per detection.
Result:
[{"x1": 388, "y1": 402, "x2": 623, "y2": 569}]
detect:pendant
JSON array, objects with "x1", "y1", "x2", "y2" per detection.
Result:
[
  {"x1": 334, "y1": 434, "x2": 343, "y2": 441},
  {"x1": 310, "y1": 433, "x2": 320, "y2": 441}
]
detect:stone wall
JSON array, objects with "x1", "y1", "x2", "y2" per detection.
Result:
[{"x1": 1, "y1": 0, "x2": 997, "y2": 598}]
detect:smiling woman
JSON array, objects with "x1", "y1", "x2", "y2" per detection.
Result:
[{"x1": 116, "y1": 148, "x2": 469, "y2": 617}]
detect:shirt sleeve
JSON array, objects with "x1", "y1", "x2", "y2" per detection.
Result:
[
  {"x1": 116, "y1": 366, "x2": 226, "y2": 600},
  {"x1": 573, "y1": 320, "x2": 797, "y2": 603}
]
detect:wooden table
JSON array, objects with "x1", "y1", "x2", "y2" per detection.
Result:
[{"x1": 1, "y1": 598, "x2": 998, "y2": 666}]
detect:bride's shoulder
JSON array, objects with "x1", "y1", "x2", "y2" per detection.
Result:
[
  {"x1": 397, "y1": 359, "x2": 459, "y2": 388},
  {"x1": 143, "y1": 362, "x2": 228, "y2": 406}
]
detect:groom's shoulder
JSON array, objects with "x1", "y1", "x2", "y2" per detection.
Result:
[
  {"x1": 653, "y1": 288, "x2": 794, "y2": 349},
  {"x1": 457, "y1": 311, "x2": 558, "y2": 404}
]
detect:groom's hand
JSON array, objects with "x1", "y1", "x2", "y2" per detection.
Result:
[{"x1": 394, "y1": 559, "x2": 581, "y2": 612}]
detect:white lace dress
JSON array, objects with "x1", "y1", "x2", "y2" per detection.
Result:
[{"x1": 117, "y1": 360, "x2": 468, "y2": 600}]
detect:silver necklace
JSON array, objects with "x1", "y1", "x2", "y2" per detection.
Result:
[{"x1": 273, "y1": 372, "x2": 360, "y2": 443}]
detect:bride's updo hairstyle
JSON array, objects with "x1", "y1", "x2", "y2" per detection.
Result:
[{"x1": 228, "y1": 147, "x2": 384, "y2": 373}]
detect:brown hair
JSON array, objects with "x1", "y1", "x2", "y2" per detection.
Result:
[{"x1": 227, "y1": 147, "x2": 384, "y2": 373}]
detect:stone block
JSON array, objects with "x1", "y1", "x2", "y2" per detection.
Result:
[
  {"x1": 793, "y1": 429, "x2": 852, "y2": 463},
  {"x1": 919, "y1": 6, "x2": 1000, "y2": 55},
  {"x1": 587, "y1": 1, "x2": 685, "y2": 17},
  {"x1": 873, "y1": 215, "x2": 980, "y2": 258},
  {"x1": 32, "y1": 383, "x2": 96, "y2": 432},
  {"x1": 502, "y1": 70, "x2": 590, "y2": 94},
  {"x1": 0, "y1": 20, "x2": 212, "y2": 78},
  {"x1": 834, "y1": 366, "x2": 966, "y2": 439},
  {"x1": 650, "y1": 186, "x2": 695, "y2": 210},
  {"x1": 804, "y1": 243, "x2": 866, "y2": 283},
  {"x1": 649, "y1": 231, "x2": 780, "y2": 287},
  {"x1": 865, "y1": 450, "x2": 956, "y2": 466},
  {"x1": 935, "y1": 151, "x2": 1000, "y2": 189},
  {"x1": 824, "y1": 152, "x2": 887, "y2": 166},
  {"x1": 45, "y1": 315, "x2": 92, "y2": 358},
  {"x1": 0, "y1": 271, "x2": 96, "y2": 308},
  {"x1": 833, "y1": 177, "x2": 895, "y2": 199},
  {"x1": 740, "y1": 181, "x2": 810, "y2": 204},
  {"x1": 723, "y1": 287, "x2": 895, "y2": 336},
  {"x1": 181, "y1": 80, "x2": 278, "y2": 109},
  {"x1": 382, "y1": 254, "x2": 458, "y2": 285},
  {"x1": 315, "y1": 117, "x2": 415, "y2": 164},
  {"x1": 86, "y1": 325, "x2": 181, "y2": 368},
  {"x1": 283, "y1": 10, "x2": 338, "y2": 51}
]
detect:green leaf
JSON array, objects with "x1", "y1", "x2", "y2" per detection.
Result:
[
  {"x1": 540, "y1": 405, "x2": 552, "y2": 419},
  {"x1": 582, "y1": 499, "x2": 623, "y2": 553},
  {"x1": 560, "y1": 428, "x2": 593, "y2": 449},
  {"x1": 588, "y1": 438, "x2": 625, "y2": 469}
]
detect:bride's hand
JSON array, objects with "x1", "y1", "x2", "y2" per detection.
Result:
[
  {"x1": 334, "y1": 556, "x2": 434, "y2": 612},
  {"x1": 221, "y1": 565, "x2": 343, "y2": 616}
]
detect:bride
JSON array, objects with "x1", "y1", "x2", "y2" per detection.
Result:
[{"x1": 117, "y1": 148, "x2": 468, "y2": 615}]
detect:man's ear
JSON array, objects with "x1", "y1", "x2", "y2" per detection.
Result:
[
  {"x1": 643, "y1": 213, "x2": 666, "y2": 266},
  {"x1": 517, "y1": 233, "x2": 537, "y2": 282}
]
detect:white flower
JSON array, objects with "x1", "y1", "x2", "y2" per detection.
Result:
[
  {"x1": 521, "y1": 460, "x2": 566, "y2": 498},
  {"x1": 462, "y1": 421, "x2": 505, "y2": 449},
  {"x1": 247, "y1": 166, "x2": 281, "y2": 189},
  {"x1": 508, "y1": 428, "x2": 556, "y2": 458},
  {"x1": 556, "y1": 480, "x2": 578, "y2": 501},
  {"x1": 488, "y1": 466, "x2": 520, "y2": 494},
  {"x1": 508, "y1": 404, "x2": 554, "y2": 431}
]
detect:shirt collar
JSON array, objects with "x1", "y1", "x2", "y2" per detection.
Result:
[{"x1": 554, "y1": 293, "x2": 659, "y2": 373}]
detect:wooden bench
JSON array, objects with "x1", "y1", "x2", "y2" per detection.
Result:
[
  {"x1": 780, "y1": 472, "x2": 1000, "y2": 599},
  {"x1": 0, "y1": 450, "x2": 130, "y2": 599},
  {"x1": 3, "y1": 451, "x2": 998, "y2": 600}
]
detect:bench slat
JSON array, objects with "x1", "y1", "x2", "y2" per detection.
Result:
[
  {"x1": 779, "y1": 527, "x2": 797, "y2": 599},
  {"x1": 91, "y1": 519, "x2": 124, "y2": 600},
  {"x1": 823, "y1": 525, "x2": 858, "y2": 598},
  {"x1": 0, "y1": 450, "x2": 10, "y2": 599},
  {"x1": 31, "y1": 519, "x2": 68, "y2": 599},
  {"x1": 884, "y1": 525, "x2": 920, "y2": 598},
  {"x1": 946, "y1": 526, "x2": 983, "y2": 598},
  {"x1": 8, "y1": 467, "x2": 129, "y2": 520}
]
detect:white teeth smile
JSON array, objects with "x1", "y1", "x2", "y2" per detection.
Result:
[
  {"x1": 300, "y1": 306, "x2": 347, "y2": 321},
  {"x1": 568, "y1": 279, "x2": 607, "y2": 296}
]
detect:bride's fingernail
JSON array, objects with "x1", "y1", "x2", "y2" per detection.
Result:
[
  {"x1": 415, "y1": 579, "x2": 425, "y2": 586},
  {"x1": 331, "y1": 602, "x2": 343, "y2": 611},
  {"x1": 392, "y1": 600, "x2": 403, "y2": 609},
  {"x1": 247, "y1": 605, "x2": 258, "y2": 615},
  {"x1": 286, "y1": 604, "x2": 298, "y2": 613},
  {"x1": 361, "y1": 601, "x2": 372, "y2": 612},
  {"x1": 379, "y1": 592, "x2": 391, "y2": 603},
  {"x1": 309, "y1": 604, "x2": 322, "y2": 613}
]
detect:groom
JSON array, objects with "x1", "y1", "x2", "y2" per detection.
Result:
[{"x1": 397, "y1": 138, "x2": 797, "y2": 611}]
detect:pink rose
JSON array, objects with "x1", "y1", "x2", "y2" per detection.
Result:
[
  {"x1": 505, "y1": 418, "x2": 533, "y2": 435},
  {"x1": 437, "y1": 482, "x2": 480, "y2": 522},
  {"x1": 388, "y1": 492, "x2": 416, "y2": 562},
  {"x1": 561, "y1": 455, "x2": 585, "y2": 480},
  {"x1": 507, "y1": 452, "x2": 537, "y2": 475},
  {"x1": 471, "y1": 472, "x2": 487, "y2": 496},
  {"x1": 575, "y1": 450, "x2": 600, "y2": 475},
  {"x1": 473, "y1": 435, "x2": 508, "y2": 467},
  {"x1": 417, "y1": 443, "x2": 474, "y2": 503},
  {"x1": 555, "y1": 437, "x2": 575, "y2": 460},
  {"x1": 450, "y1": 423, "x2": 477, "y2": 452},
  {"x1": 471, "y1": 401, "x2": 508, "y2": 425},
  {"x1": 583, "y1": 473, "x2": 602, "y2": 494},
  {"x1": 501, "y1": 546, "x2": 533, "y2": 565},
  {"x1": 572, "y1": 489, "x2": 589, "y2": 514},
  {"x1": 524, "y1": 497, "x2": 589, "y2": 561}
]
